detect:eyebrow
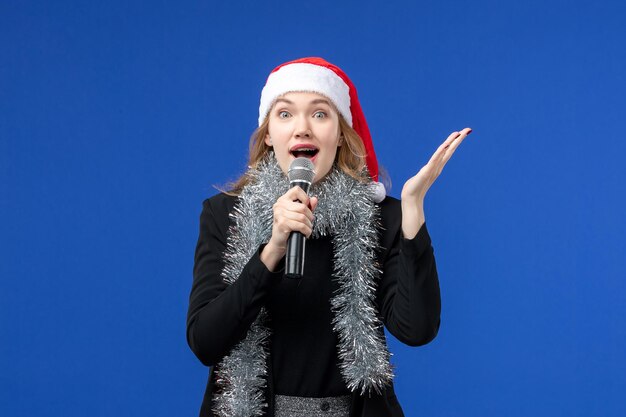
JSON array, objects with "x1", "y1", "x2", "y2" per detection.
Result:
[{"x1": 274, "y1": 98, "x2": 332, "y2": 106}]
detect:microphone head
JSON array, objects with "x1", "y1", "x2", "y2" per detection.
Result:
[{"x1": 288, "y1": 157, "x2": 315, "y2": 184}]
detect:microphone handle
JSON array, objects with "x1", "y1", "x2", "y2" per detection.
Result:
[
  {"x1": 285, "y1": 180, "x2": 311, "y2": 279},
  {"x1": 285, "y1": 231, "x2": 305, "y2": 279}
]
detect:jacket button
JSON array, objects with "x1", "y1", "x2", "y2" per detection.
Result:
[{"x1": 320, "y1": 401, "x2": 330, "y2": 411}]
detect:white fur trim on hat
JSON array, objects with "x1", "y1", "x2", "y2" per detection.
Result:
[
  {"x1": 369, "y1": 181, "x2": 386, "y2": 203},
  {"x1": 258, "y1": 63, "x2": 352, "y2": 126}
]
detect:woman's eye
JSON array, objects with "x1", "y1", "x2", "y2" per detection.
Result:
[
  {"x1": 278, "y1": 111, "x2": 290, "y2": 118},
  {"x1": 314, "y1": 111, "x2": 327, "y2": 119}
]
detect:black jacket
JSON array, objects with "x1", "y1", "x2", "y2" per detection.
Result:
[{"x1": 187, "y1": 193, "x2": 441, "y2": 416}]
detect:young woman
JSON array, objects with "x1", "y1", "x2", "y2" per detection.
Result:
[{"x1": 186, "y1": 57, "x2": 471, "y2": 417}]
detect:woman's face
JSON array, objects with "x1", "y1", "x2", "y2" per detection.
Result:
[{"x1": 265, "y1": 91, "x2": 342, "y2": 183}]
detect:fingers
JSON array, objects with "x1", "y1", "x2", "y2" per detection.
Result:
[
  {"x1": 280, "y1": 198, "x2": 314, "y2": 221},
  {"x1": 284, "y1": 186, "x2": 311, "y2": 206},
  {"x1": 446, "y1": 128, "x2": 471, "y2": 148},
  {"x1": 430, "y1": 128, "x2": 472, "y2": 162},
  {"x1": 427, "y1": 131, "x2": 459, "y2": 165},
  {"x1": 420, "y1": 127, "x2": 472, "y2": 181},
  {"x1": 440, "y1": 128, "x2": 471, "y2": 152},
  {"x1": 280, "y1": 186, "x2": 316, "y2": 219},
  {"x1": 281, "y1": 201, "x2": 314, "y2": 225},
  {"x1": 441, "y1": 127, "x2": 471, "y2": 164},
  {"x1": 403, "y1": 127, "x2": 472, "y2": 200},
  {"x1": 272, "y1": 187, "x2": 317, "y2": 240},
  {"x1": 277, "y1": 217, "x2": 313, "y2": 238}
]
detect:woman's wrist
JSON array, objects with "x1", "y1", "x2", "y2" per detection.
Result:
[
  {"x1": 260, "y1": 239, "x2": 286, "y2": 272},
  {"x1": 401, "y1": 198, "x2": 426, "y2": 240}
]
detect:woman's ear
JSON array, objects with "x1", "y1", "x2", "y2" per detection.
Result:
[
  {"x1": 338, "y1": 135, "x2": 344, "y2": 147},
  {"x1": 264, "y1": 134, "x2": 272, "y2": 146}
]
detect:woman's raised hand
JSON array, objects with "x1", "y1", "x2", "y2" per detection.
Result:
[
  {"x1": 400, "y1": 127, "x2": 472, "y2": 239},
  {"x1": 260, "y1": 186, "x2": 318, "y2": 271},
  {"x1": 401, "y1": 127, "x2": 472, "y2": 202}
]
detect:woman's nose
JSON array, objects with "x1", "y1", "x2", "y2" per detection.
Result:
[{"x1": 294, "y1": 117, "x2": 312, "y2": 138}]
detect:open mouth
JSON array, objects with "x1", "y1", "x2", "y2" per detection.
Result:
[{"x1": 290, "y1": 146, "x2": 319, "y2": 159}]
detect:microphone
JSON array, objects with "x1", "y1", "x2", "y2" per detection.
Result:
[{"x1": 285, "y1": 157, "x2": 316, "y2": 279}]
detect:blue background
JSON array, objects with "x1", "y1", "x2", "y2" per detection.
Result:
[{"x1": 2, "y1": 0, "x2": 625, "y2": 416}]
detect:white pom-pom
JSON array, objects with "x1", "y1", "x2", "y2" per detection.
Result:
[{"x1": 369, "y1": 181, "x2": 386, "y2": 203}]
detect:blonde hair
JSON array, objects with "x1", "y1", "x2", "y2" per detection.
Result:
[{"x1": 223, "y1": 115, "x2": 370, "y2": 195}]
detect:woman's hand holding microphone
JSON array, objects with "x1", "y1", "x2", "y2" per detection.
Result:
[{"x1": 260, "y1": 187, "x2": 318, "y2": 272}]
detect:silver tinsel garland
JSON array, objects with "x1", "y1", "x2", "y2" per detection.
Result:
[{"x1": 213, "y1": 154, "x2": 393, "y2": 417}]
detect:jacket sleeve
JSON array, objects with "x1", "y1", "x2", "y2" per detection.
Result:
[
  {"x1": 186, "y1": 196, "x2": 283, "y2": 366},
  {"x1": 378, "y1": 217, "x2": 442, "y2": 347}
]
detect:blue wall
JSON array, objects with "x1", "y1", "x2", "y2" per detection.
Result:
[{"x1": 2, "y1": 1, "x2": 625, "y2": 416}]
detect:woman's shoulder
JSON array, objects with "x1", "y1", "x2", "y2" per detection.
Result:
[
  {"x1": 377, "y1": 195, "x2": 401, "y2": 217},
  {"x1": 202, "y1": 192, "x2": 239, "y2": 219},
  {"x1": 377, "y1": 195, "x2": 402, "y2": 237},
  {"x1": 378, "y1": 194, "x2": 400, "y2": 209}
]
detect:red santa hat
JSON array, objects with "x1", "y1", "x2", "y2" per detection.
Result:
[{"x1": 258, "y1": 57, "x2": 386, "y2": 202}]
